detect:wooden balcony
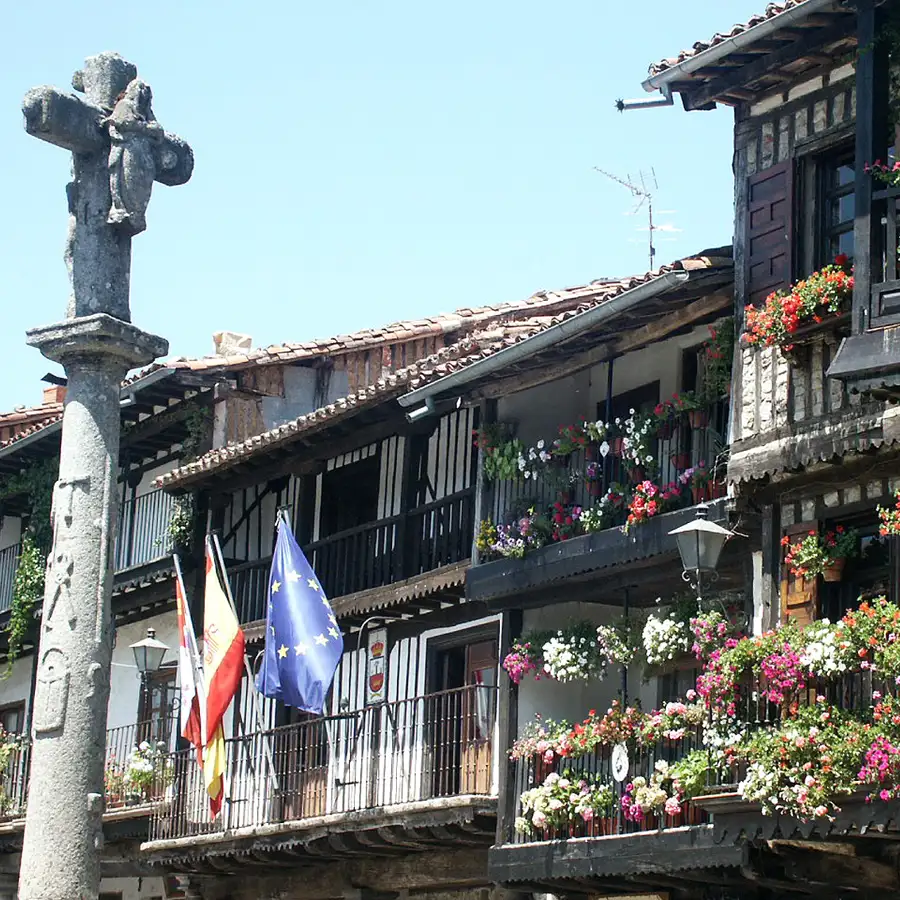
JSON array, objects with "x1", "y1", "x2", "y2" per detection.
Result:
[
  {"x1": 114, "y1": 488, "x2": 176, "y2": 573},
  {"x1": 0, "y1": 715, "x2": 177, "y2": 826},
  {"x1": 146, "y1": 685, "x2": 498, "y2": 855},
  {"x1": 229, "y1": 488, "x2": 475, "y2": 624}
]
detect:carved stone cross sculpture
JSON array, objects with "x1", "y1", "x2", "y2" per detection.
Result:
[{"x1": 18, "y1": 53, "x2": 191, "y2": 900}]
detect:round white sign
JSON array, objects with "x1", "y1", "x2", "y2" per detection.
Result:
[{"x1": 611, "y1": 742, "x2": 629, "y2": 782}]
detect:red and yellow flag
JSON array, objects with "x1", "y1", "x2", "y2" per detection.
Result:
[{"x1": 202, "y1": 540, "x2": 245, "y2": 816}]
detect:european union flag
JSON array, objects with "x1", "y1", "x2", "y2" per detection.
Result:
[{"x1": 256, "y1": 515, "x2": 343, "y2": 714}]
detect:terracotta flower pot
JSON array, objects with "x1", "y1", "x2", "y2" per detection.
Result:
[
  {"x1": 611, "y1": 437, "x2": 625, "y2": 457},
  {"x1": 589, "y1": 481, "x2": 603, "y2": 497},
  {"x1": 656, "y1": 420, "x2": 674, "y2": 440},
  {"x1": 628, "y1": 466, "x2": 645, "y2": 483},
  {"x1": 688, "y1": 409, "x2": 709, "y2": 429},
  {"x1": 664, "y1": 812, "x2": 683, "y2": 829},
  {"x1": 585, "y1": 445, "x2": 597, "y2": 462},
  {"x1": 671, "y1": 452, "x2": 692, "y2": 470},
  {"x1": 822, "y1": 557, "x2": 846, "y2": 582},
  {"x1": 691, "y1": 484, "x2": 712, "y2": 505}
]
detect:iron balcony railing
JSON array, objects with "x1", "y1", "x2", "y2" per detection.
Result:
[
  {"x1": 0, "y1": 715, "x2": 178, "y2": 823},
  {"x1": 0, "y1": 543, "x2": 21, "y2": 615},
  {"x1": 115, "y1": 488, "x2": 176, "y2": 572},
  {"x1": 229, "y1": 488, "x2": 475, "y2": 624},
  {"x1": 150, "y1": 684, "x2": 498, "y2": 842},
  {"x1": 503, "y1": 669, "x2": 883, "y2": 844}
]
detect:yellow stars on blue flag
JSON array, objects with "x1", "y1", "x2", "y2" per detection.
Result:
[{"x1": 256, "y1": 515, "x2": 345, "y2": 714}]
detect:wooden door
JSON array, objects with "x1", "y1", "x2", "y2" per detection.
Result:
[
  {"x1": 278, "y1": 713, "x2": 328, "y2": 821},
  {"x1": 460, "y1": 640, "x2": 498, "y2": 794},
  {"x1": 781, "y1": 521, "x2": 820, "y2": 627}
]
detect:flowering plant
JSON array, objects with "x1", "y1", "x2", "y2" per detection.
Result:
[
  {"x1": 542, "y1": 623, "x2": 608, "y2": 682},
  {"x1": 491, "y1": 510, "x2": 548, "y2": 559},
  {"x1": 553, "y1": 423, "x2": 588, "y2": 457},
  {"x1": 878, "y1": 489, "x2": 900, "y2": 535},
  {"x1": 701, "y1": 319, "x2": 735, "y2": 399},
  {"x1": 475, "y1": 424, "x2": 525, "y2": 481},
  {"x1": 782, "y1": 531, "x2": 829, "y2": 579},
  {"x1": 859, "y1": 735, "x2": 900, "y2": 803},
  {"x1": 516, "y1": 770, "x2": 614, "y2": 834},
  {"x1": 516, "y1": 439, "x2": 553, "y2": 480},
  {"x1": 586, "y1": 700, "x2": 647, "y2": 746},
  {"x1": 865, "y1": 159, "x2": 900, "y2": 188},
  {"x1": 124, "y1": 741, "x2": 172, "y2": 799},
  {"x1": 475, "y1": 520, "x2": 498, "y2": 557},
  {"x1": 640, "y1": 700, "x2": 706, "y2": 744},
  {"x1": 549, "y1": 501, "x2": 583, "y2": 542},
  {"x1": 581, "y1": 485, "x2": 628, "y2": 533},
  {"x1": 622, "y1": 760, "x2": 682, "y2": 822},
  {"x1": 597, "y1": 618, "x2": 640, "y2": 666},
  {"x1": 620, "y1": 411, "x2": 657, "y2": 470},
  {"x1": 744, "y1": 258, "x2": 853, "y2": 352},
  {"x1": 624, "y1": 480, "x2": 682, "y2": 533},
  {"x1": 643, "y1": 610, "x2": 693, "y2": 667},
  {"x1": 509, "y1": 716, "x2": 571, "y2": 761},
  {"x1": 737, "y1": 702, "x2": 861, "y2": 820},
  {"x1": 690, "y1": 610, "x2": 741, "y2": 661},
  {"x1": 502, "y1": 638, "x2": 543, "y2": 684},
  {"x1": 669, "y1": 391, "x2": 705, "y2": 413}
]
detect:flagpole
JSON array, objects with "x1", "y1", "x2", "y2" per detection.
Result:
[{"x1": 208, "y1": 533, "x2": 280, "y2": 792}]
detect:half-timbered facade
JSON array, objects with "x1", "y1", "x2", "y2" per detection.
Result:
[{"x1": 478, "y1": 2, "x2": 900, "y2": 899}]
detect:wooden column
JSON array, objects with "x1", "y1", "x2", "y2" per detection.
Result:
[
  {"x1": 852, "y1": 0, "x2": 889, "y2": 334},
  {"x1": 760, "y1": 503, "x2": 780, "y2": 632},
  {"x1": 471, "y1": 399, "x2": 497, "y2": 565},
  {"x1": 495, "y1": 608, "x2": 522, "y2": 846}
]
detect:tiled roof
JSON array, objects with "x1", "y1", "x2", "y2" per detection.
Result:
[
  {"x1": 648, "y1": 0, "x2": 816, "y2": 76},
  {"x1": 156, "y1": 248, "x2": 732, "y2": 490},
  {"x1": 164, "y1": 288, "x2": 627, "y2": 374},
  {"x1": 0, "y1": 404, "x2": 64, "y2": 449}
]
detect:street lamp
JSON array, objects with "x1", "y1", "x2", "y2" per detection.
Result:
[
  {"x1": 130, "y1": 628, "x2": 170, "y2": 726},
  {"x1": 668, "y1": 503, "x2": 733, "y2": 602}
]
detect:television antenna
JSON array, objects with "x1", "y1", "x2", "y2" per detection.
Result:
[{"x1": 594, "y1": 167, "x2": 660, "y2": 270}]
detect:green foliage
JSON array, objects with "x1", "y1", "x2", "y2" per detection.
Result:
[
  {"x1": 4, "y1": 535, "x2": 45, "y2": 675},
  {"x1": 0, "y1": 459, "x2": 56, "y2": 673},
  {"x1": 166, "y1": 494, "x2": 196, "y2": 550},
  {"x1": 181, "y1": 403, "x2": 214, "y2": 462}
]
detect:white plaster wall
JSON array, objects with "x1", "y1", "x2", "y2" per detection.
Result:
[
  {"x1": 497, "y1": 323, "x2": 714, "y2": 446},
  {"x1": 0, "y1": 516, "x2": 22, "y2": 552},
  {"x1": 108, "y1": 610, "x2": 179, "y2": 732},
  {"x1": 0, "y1": 656, "x2": 33, "y2": 722},
  {"x1": 517, "y1": 600, "x2": 657, "y2": 734},
  {"x1": 99, "y1": 876, "x2": 167, "y2": 900}
]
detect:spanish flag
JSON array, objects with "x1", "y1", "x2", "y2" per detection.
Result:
[{"x1": 202, "y1": 538, "x2": 245, "y2": 817}]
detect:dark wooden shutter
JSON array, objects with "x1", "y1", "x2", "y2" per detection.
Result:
[
  {"x1": 747, "y1": 161, "x2": 794, "y2": 306},
  {"x1": 781, "y1": 520, "x2": 819, "y2": 626}
]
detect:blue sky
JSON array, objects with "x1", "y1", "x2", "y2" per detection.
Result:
[{"x1": 0, "y1": 0, "x2": 754, "y2": 413}]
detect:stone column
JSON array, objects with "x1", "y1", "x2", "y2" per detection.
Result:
[{"x1": 17, "y1": 318, "x2": 166, "y2": 900}]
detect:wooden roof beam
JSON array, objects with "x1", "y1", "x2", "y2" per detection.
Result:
[{"x1": 683, "y1": 18, "x2": 853, "y2": 111}]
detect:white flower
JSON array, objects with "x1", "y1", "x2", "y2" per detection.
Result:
[{"x1": 537, "y1": 439, "x2": 545, "y2": 450}]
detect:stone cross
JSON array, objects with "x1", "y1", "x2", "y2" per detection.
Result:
[{"x1": 18, "y1": 52, "x2": 191, "y2": 900}]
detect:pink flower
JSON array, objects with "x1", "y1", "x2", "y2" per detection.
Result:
[
  {"x1": 881, "y1": 789, "x2": 892, "y2": 802},
  {"x1": 664, "y1": 796, "x2": 682, "y2": 817}
]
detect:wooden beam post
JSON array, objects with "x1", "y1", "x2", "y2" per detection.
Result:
[
  {"x1": 495, "y1": 608, "x2": 522, "y2": 846},
  {"x1": 852, "y1": 0, "x2": 889, "y2": 334},
  {"x1": 471, "y1": 400, "x2": 496, "y2": 564}
]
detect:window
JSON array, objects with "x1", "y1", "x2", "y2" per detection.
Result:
[
  {"x1": 0, "y1": 703, "x2": 24, "y2": 736},
  {"x1": 137, "y1": 664, "x2": 177, "y2": 744},
  {"x1": 820, "y1": 152, "x2": 855, "y2": 264},
  {"x1": 319, "y1": 453, "x2": 381, "y2": 537}
]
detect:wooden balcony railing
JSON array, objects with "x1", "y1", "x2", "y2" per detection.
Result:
[
  {"x1": 114, "y1": 488, "x2": 176, "y2": 572},
  {"x1": 0, "y1": 715, "x2": 178, "y2": 823},
  {"x1": 489, "y1": 405, "x2": 729, "y2": 528},
  {"x1": 229, "y1": 488, "x2": 475, "y2": 624},
  {"x1": 0, "y1": 543, "x2": 21, "y2": 615},
  {"x1": 149, "y1": 684, "x2": 498, "y2": 842}
]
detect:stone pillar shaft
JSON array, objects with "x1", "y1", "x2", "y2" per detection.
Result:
[{"x1": 17, "y1": 358, "x2": 123, "y2": 899}]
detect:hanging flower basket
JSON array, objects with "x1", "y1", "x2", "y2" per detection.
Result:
[
  {"x1": 656, "y1": 420, "x2": 675, "y2": 440},
  {"x1": 611, "y1": 436, "x2": 625, "y2": 457},
  {"x1": 688, "y1": 409, "x2": 709, "y2": 429},
  {"x1": 822, "y1": 557, "x2": 846, "y2": 582},
  {"x1": 627, "y1": 466, "x2": 646, "y2": 483}
]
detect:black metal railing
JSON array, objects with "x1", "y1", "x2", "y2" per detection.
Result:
[
  {"x1": 115, "y1": 488, "x2": 176, "y2": 572},
  {"x1": 0, "y1": 543, "x2": 21, "y2": 615},
  {"x1": 149, "y1": 684, "x2": 498, "y2": 841},
  {"x1": 0, "y1": 715, "x2": 178, "y2": 823},
  {"x1": 490, "y1": 407, "x2": 729, "y2": 528},
  {"x1": 228, "y1": 488, "x2": 476, "y2": 624},
  {"x1": 504, "y1": 668, "x2": 886, "y2": 845}
]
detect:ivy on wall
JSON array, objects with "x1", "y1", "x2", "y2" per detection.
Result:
[{"x1": 0, "y1": 459, "x2": 57, "y2": 673}]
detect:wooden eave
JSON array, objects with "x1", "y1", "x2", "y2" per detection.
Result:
[
  {"x1": 671, "y1": 9, "x2": 856, "y2": 111},
  {"x1": 439, "y1": 270, "x2": 734, "y2": 405}
]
